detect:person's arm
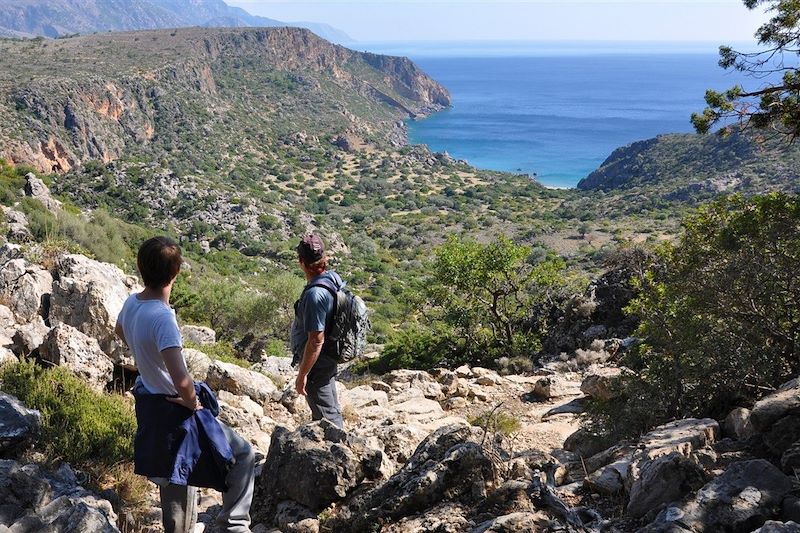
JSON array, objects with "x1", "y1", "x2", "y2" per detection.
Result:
[
  {"x1": 163, "y1": 347, "x2": 200, "y2": 410},
  {"x1": 295, "y1": 330, "x2": 324, "y2": 396},
  {"x1": 114, "y1": 322, "x2": 127, "y2": 345}
]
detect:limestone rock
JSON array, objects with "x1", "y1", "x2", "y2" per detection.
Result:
[
  {"x1": 0, "y1": 392, "x2": 41, "y2": 454},
  {"x1": 49, "y1": 254, "x2": 141, "y2": 368},
  {"x1": 381, "y1": 503, "x2": 471, "y2": 533},
  {"x1": 391, "y1": 397, "x2": 445, "y2": 424},
  {"x1": 39, "y1": 323, "x2": 114, "y2": 392},
  {"x1": 442, "y1": 397, "x2": 467, "y2": 411},
  {"x1": 0, "y1": 207, "x2": 32, "y2": 242},
  {"x1": 180, "y1": 325, "x2": 216, "y2": 345},
  {"x1": 454, "y1": 365, "x2": 473, "y2": 378},
  {"x1": 383, "y1": 369, "x2": 444, "y2": 400},
  {"x1": 184, "y1": 348, "x2": 212, "y2": 381},
  {"x1": 342, "y1": 385, "x2": 388, "y2": 410},
  {"x1": 206, "y1": 360, "x2": 278, "y2": 404},
  {"x1": 0, "y1": 257, "x2": 52, "y2": 323},
  {"x1": 252, "y1": 420, "x2": 383, "y2": 522},
  {"x1": 253, "y1": 356, "x2": 295, "y2": 378},
  {"x1": 275, "y1": 500, "x2": 319, "y2": 533},
  {"x1": 724, "y1": 407, "x2": 755, "y2": 440},
  {"x1": 279, "y1": 388, "x2": 307, "y2": 415},
  {"x1": 580, "y1": 367, "x2": 624, "y2": 401},
  {"x1": 472, "y1": 512, "x2": 552, "y2": 533},
  {"x1": 626, "y1": 452, "x2": 706, "y2": 518},
  {"x1": 0, "y1": 346, "x2": 18, "y2": 366},
  {"x1": 751, "y1": 379, "x2": 800, "y2": 432},
  {"x1": 11, "y1": 315, "x2": 49, "y2": 356},
  {"x1": 755, "y1": 522, "x2": 800, "y2": 533},
  {"x1": 529, "y1": 375, "x2": 581, "y2": 400},
  {"x1": 643, "y1": 460, "x2": 792, "y2": 532},
  {"x1": 24, "y1": 173, "x2": 62, "y2": 212},
  {"x1": 0, "y1": 460, "x2": 118, "y2": 532},
  {"x1": 338, "y1": 424, "x2": 493, "y2": 532}
]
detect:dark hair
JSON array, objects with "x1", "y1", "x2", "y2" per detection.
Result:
[{"x1": 137, "y1": 236, "x2": 182, "y2": 289}]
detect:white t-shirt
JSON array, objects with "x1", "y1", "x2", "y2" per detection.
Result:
[{"x1": 118, "y1": 294, "x2": 184, "y2": 395}]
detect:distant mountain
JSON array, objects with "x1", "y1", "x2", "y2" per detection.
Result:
[{"x1": 0, "y1": 0, "x2": 352, "y2": 43}]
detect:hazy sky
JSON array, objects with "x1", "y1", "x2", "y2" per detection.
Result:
[{"x1": 228, "y1": 0, "x2": 770, "y2": 42}]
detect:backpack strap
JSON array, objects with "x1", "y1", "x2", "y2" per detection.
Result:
[{"x1": 302, "y1": 276, "x2": 343, "y2": 335}]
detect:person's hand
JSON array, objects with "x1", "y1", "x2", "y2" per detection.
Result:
[
  {"x1": 167, "y1": 395, "x2": 203, "y2": 411},
  {"x1": 295, "y1": 373, "x2": 307, "y2": 396}
]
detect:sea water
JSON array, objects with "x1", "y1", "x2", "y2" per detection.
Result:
[{"x1": 360, "y1": 41, "x2": 762, "y2": 188}]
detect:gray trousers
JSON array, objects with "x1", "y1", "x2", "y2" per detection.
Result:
[
  {"x1": 306, "y1": 373, "x2": 344, "y2": 428},
  {"x1": 160, "y1": 424, "x2": 255, "y2": 533}
]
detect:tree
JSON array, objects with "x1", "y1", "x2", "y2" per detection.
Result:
[
  {"x1": 375, "y1": 236, "x2": 571, "y2": 371},
  {"x1": 589, "y1": 194, "x2": 800, "y2": 442},
  {"x1": 692, "y1": 0, "x2": 800, "y2": 139}
]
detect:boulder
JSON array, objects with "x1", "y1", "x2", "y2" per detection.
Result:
[
  {"x1": 0, "y1": 207, "x2": 32, "y2": 242},
  {"x1": 338, "y1": 424, "x2": 493, "y2": 532},
  {"x1": 49, "y1": 254, "x2": 141, "y2": 368},
  {"x1": 253, "y1": 356, "x2": 295, "y2": 378},
  {"x1": 206, "y1": 360, "x2": 278, "y2": 404},
  {"x1": 580, "y1": 367, "x2": 624, "y2": 401},
  {"x1": 24, "y1": 173, "x2": 62, "y2": 212},
  {"x1": 391, "y1": 397, "x2": 445, "y2": 424},
  {"x1": 724, "y1": 407, "x2": 755, "y2": 440},
  {"x1": 279, "y1": 388, "x2": 308, "y2": 416},
  {"x1": 626, "y1": 452, "x2": 706, "y2": 518},
  {"x1": 454, "y1": 365, "x2": 473, "y2": 378},
  {"x1": 383, "y1": 369, "x2": 444, "y2": 400},
  {"x1": 643, "y1": 460, "x2": 792, "y2": 532},
  {"x1": 564, "y1": 427, "x2": 607, "y2": 458},
  {"x1": 756, "y1": 522, "x2": 800, "y2": 533},
  {"x1": 184, "y1": 348, "x2": 212, "y2": 381},
  {"x1": 39, "y1": 323, "x2": 114, "y2": 392},
  {"x1": 251, "y1": 420, "x2": 383, "y2": 523},
  {"x1": 0, "y1": 258, "x2": 52, "y2": 323},
  {"x1": 362, "y1": 423, "x2": 428, "y2": 465},
  {"x1": 381, "y1": 503, "x2": 471, "y2": 533},
  {"x1": 751, "y1": 379, "x2": 800, "y2": 432},
  {"x1": 0, "y1": 460, "x2": 118, "y2": 531},
  {"x1": 275, "y1": 500, "x2": 319, "y2": 533},
  {"x1": 180, "y1": 325, "x2": 216, "y2": 346},
  {"x1": 442, "y1": 397, "x2": 467, "y2": 411},
  {"x1": 0, "y1": 304, "x2": 16, "y2": 346},
  {"x1": 342, "y1": 385, "x2": 388, "y2": 410},
  {"x1": 10, "y1": 316, "x2": 49, "y2": 356},
  {"x1": 765, "y1": 415, "x2": 800, "y2": 458},
  {"x1": 216, "y1": 391, "x2": 273, "y2": 453},
  {"x1": 435, "y1": 370, "x2": 470, "y2": 398},
  {"x1": 472, "y1": 512, "x2": 552, "y2": 533},
  {"x1": 528, "y1": 375, "x2": 581, "y2": 400},
  {"x1": 0, "y1": 346, "x2": 18, "y2": 366},
  {"x1": 0, "y1": 392, "x2": 41, "y2": 455}
]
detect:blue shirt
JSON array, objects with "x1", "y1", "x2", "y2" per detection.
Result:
[{"x1": 290, "y1": 271, "x2": 343, "y2": 377}]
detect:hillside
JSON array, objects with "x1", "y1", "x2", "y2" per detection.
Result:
[
  {"x1": 577, "y1": 131, "x2": 800, "y2": 202},
  {"x1": 0, "y1": 0, "x2": 351, "y2": 43}
]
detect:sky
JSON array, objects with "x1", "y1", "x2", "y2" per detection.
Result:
[{"x1": 227, "y1": 0, "x2": 771, "y2": 42}]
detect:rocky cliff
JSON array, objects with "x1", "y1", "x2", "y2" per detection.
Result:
[{"x1": 0, "y1": 27, "x2": 450, "y2": 173}]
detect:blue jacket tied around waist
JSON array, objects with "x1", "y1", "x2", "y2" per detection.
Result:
[{"x1": 133, "y1": 381, "x2": 234, "y2": 491}]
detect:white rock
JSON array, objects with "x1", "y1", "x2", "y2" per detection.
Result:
[
  {"x1": 206, "y1": 360, "x2": 278, "y2": 404},
  {"x1": 49, "y1": 254, "x2": 141, "y2": 368},
  {"x1": 344, "y1": 385, "x2": 389, "y2": 409},
  {"x1": 184, "y1": 348, "x2": 212, "y2": 381},
  {"x1": 180, "y1": 325, "x2": 216, "y2": 346},
  {"x1": 11, "y1": 316, "x2": 49, "y2": 356},
  {"x1": 0, "y1": 258, "x2": 52, "y2": 323},
  {"x1": 39, "y1": 323, "x2": 114, "y2": 392},
  {"x1": 454, "y1": 365, "x2": 473, "y2": 378}
]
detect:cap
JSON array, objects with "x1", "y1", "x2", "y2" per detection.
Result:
[{"x1": 297, "y1": 234, "x2": 325, "y2": 263}]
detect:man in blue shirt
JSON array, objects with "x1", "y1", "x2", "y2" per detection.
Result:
[{"x1": 291, "y1": 234, "x2": 345, "y2": 428}]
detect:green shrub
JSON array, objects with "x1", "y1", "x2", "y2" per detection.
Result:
[
  {"x1": 0, "y1": 359, "x2": 136, "y2": 467},
  {"x1": 469, "y1": 408, "x2": 521, "y2": 436},
  {"x1": 586, "y1": 193, "x2": 800, "y2": 441}
]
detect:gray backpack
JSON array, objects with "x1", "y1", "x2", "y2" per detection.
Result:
[{"x1": 304, "y1": 278, "x2": 370, "y2": 363}]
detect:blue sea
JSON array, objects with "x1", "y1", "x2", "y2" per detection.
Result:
[{"x1": 359, "y1": 41, "x2": 763, "y2": 188}]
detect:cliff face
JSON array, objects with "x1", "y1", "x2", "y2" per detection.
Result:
[{"x1": 0, "y1": 27, "x2": 451, "y2": 173}]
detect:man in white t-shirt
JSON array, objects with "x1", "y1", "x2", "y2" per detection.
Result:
[{"x1": 116, "y1": 236, "x2": 255, "y2": 533}]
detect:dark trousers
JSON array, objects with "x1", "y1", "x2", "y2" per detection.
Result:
[{"x1": 306, "y1": 372, "x2": 344, "y2": 428}]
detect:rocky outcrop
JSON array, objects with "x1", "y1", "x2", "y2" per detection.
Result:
[
  {"x1": 0, "y1": 254, "x2": 52, "y2": 323},
  {"x1": 205, "y1": 359, "x2": 278, "y2": 404},
  {"x1": 643, "y1": 460, "x2": 792, "y2": 532},
  {"x1": 0, "y1": 459, "x2": 119, "y2": 532},
  {"x1": 39, "y1": 323, "x2": 113, "y2": 392},
  {"x1": 0, "y1": 392, "x2": 40, "y2": 455},
  {"x1": 49, "y1": 254, "x2": 141, "y2": 368},
  {"x1": 252, "y1": 419, "x2": 383, "y2": 524},
  {"x1": 180, "y1": 325, "x2": 216, "y2": 346}
]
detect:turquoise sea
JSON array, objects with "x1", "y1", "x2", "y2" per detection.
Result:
[{"x1": 360, "y1": 41, "x2": 761, "y2": 188}]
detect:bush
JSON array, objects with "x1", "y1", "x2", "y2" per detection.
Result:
[
  {"x1": 0, "y1": 359, "x2": 136, "y2": 467},
  {"x1": 586, "y1": 194, "x2": 800, "y2": 441},
  {"x1": 469, "y1": 408, "x2": 521, "y2": 436},
  {"x1": 380, "y1": 236, "x2": 569, "y2": 370}
]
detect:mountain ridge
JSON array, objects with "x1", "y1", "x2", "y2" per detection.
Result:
[{"x1": 0, "y1": 0, "x2": 352, "y2": 43}]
